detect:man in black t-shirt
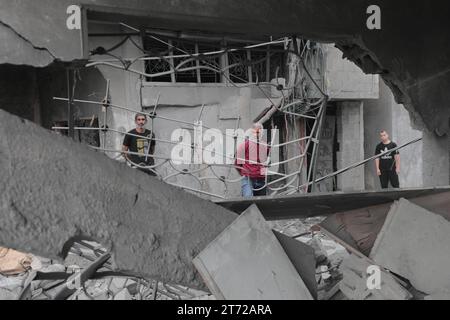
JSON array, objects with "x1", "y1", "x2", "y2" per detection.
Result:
[
  {"x1": 122, "y1": 113, "x2": 156, "y2": 175},
  {"x1": 375, "y1": 130, "x2": 400, "y2": 189}
]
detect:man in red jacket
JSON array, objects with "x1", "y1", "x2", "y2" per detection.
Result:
[{"x1": 235, "y1": 123, "x2": 270, "y2": 197}]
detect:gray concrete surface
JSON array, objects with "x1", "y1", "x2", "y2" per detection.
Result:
[
  {"x1": 364, "y1": 81, "x2": 449, "y2": 190},
  {"x1": 0, "y1": 109, "x2": 238, "y2": 289},
  {"x1": 193, "y1": 205, "x2": 313, "y2": 300},
  {"x1": 339, "y1": 254, "x2": 412, "y2": 300},
  {"x1": 370, "y1": 198, "x2": 450, "y2": 294},
  {"x1": 217, "y1": 187, "x2": 450, "y2": 220},
  {"x1": 320, "y1": 191, "x2": 450, "y2": 256}
]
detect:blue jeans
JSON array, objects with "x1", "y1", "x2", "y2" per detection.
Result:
[{"x1": 241, "y1": 177, "x2": 267, "y2": 198}]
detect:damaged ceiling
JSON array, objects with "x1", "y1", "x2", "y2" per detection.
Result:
[{"x1": 0, "y1": 0, "x2": 449, "y2": 135}]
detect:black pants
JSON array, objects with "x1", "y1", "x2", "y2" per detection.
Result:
[{"x1": 380, "y1": 170, "x2": 400, "y2": 189}]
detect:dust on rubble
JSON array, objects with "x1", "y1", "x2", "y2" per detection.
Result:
[{"x1": 0, "y1": 241, "x2": 212, "y2": 301}]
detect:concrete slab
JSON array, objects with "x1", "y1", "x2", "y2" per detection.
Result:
[
  {"x1": 320, "y1": 191, "x2": 450, "y2": 256},
  {"x1": 0, "y1": 247, "x2": 32, "y2": 275},
  {"x1": 216, "y1": 187, "x2": 450, "y2": 220},
  {"x1": 370, "y1": 199, "x2": 450, "y2": 294},
  {"x1": 425, "y1": 290, "x2": 450, "y2": 300},
  {"x1": 339, "y1": 254, "x2": 412, "y2": 300},
  {"x1": 273, "y1": 231, "x2": 317, "y2": 299},
  {"x1": 0, "y1": 109, "x2": 237, "y2": 290},
  {"x1": 193, "y1": 205, "x2": 313, "y2": 300}
]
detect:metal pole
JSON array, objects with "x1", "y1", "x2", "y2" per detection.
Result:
[
  {"x1": 67, "y1": 68, "x2": 75, "y2": 140},
  {"x1": 308, "y1": 97, "x2": 328, "y2": 193},
  {"x1": 297, "y1": 137, "x2": 423, "y2": 191},
  {"x1": 102, "y1": 79, "x2": 111, "y2": 149}
]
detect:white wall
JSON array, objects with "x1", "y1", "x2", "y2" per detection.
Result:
[
  {"x1": 336, "y1": 101, "x2": 365, "y2": 191},
  {"x1": 391, "y1": 101, "x2": 424, "y2": 188},
  {"x1": 364, "y1": 80, "x2": 449, "y2": 190},
  {"x1": 325, "y1": 44, "x2": 379, "y2": 100}
]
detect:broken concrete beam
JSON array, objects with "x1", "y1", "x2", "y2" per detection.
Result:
[
  {"x1": 370, "y1": 199, "x2": 450, "y2": 295},
  {"x1": 273, "y1": 231, "x2": 317, "y2": 299},
  {"x1": 0, "y1": 109, "x2": 237, "y2": 289},
  {"x1": 339, "y1": 254, "x2": 412, "y2": 300},
  {"x1": 193, "y1": 205, "x2": 313, "y2": 300}
]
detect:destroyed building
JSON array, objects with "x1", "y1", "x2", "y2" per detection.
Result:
[{"x1": 1, "y1": 0, "x2": 450, "y2": 301}]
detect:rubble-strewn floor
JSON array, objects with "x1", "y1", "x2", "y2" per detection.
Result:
[
  {"x1": 0, "y1": 240, "x2": 214, "y2": 301},
  {"x1": 1, "y1": 217, "x2": 347, "y2": 300}
]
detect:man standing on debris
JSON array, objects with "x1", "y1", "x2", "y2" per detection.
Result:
[
  {"x1": 122, "y1": 113, "x2": 156, "y2": 176},
  {"x1": 375, "y1": 130, "x2": 400, "y2": 189},
  {"x1": 235, "y1": 123, "x2": 270, "y2": 197}
]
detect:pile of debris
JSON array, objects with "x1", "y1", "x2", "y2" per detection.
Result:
[
  {"x1": 2, "y1": 191, "x2": 449, "y2": 300},
  {"x1": 0, "y1": 242, "x2": 212, "y2": 301},
  {"x1": 268, "y1": 218, "x2": 348, "y2": 300},
  {"x1": 192, "y1": 205, "x2": 349, "y2": 300},
  {"x1": 190, "y1": 191, "x2": 450, "y2": 300},
  {"x1": 0, "y1": 216, "x2": 348, "y2": 301},
  {"x1": 319, "y1": 192, "x2": 450, "y2": 300}
]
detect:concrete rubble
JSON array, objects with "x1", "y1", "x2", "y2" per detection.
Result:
[
  {"x1": 191, "y1": 208, "x2": 350, "y2": 300},
  {"x1": 193, "y1": 205, "x2": 314, "y2": 300},
  {"x1": 370, "y1": 198, "x2": 450, "y2": 295},
  {"x1": 0, "y1": 247, "x2": 32, "y2": 275},
  {"x1": 3, "y1": 193, "x2": 450, "y2": 301},
  {"x1": 0, "y1": 208, "x2": 351, "y2": 300},
  {"x1": 0, "y1": 0, "x2": 449, "y2": 303},
  {"x1": 0, "y1": 240, "x2": 214, "y2": 301},
  {"x1": 317, "y1": 194, "x2": 450, "y2": 300},
  {"x1": 0, "y1": 109, "x2": 237, "y2": 289}
]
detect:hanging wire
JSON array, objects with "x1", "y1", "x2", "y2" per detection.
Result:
[{"x1": 55, "y1": 29, "x2": 336, "y2": 199}]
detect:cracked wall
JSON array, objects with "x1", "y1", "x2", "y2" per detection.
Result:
[{"x1": 0, "y1": 21, "x2": 54, "y2": 66}]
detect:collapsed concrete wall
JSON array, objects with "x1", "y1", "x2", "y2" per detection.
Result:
[{"x1": 0, "y1": 109, "x2": 237, "y2": 289}]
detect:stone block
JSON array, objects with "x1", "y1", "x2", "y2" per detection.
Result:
[
  {"x1": 193, "y1": 205, "x2": 313, "y2": 300},
  {"x1": 370, "y1": 199, "x2": 450, "y2": 294}
]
